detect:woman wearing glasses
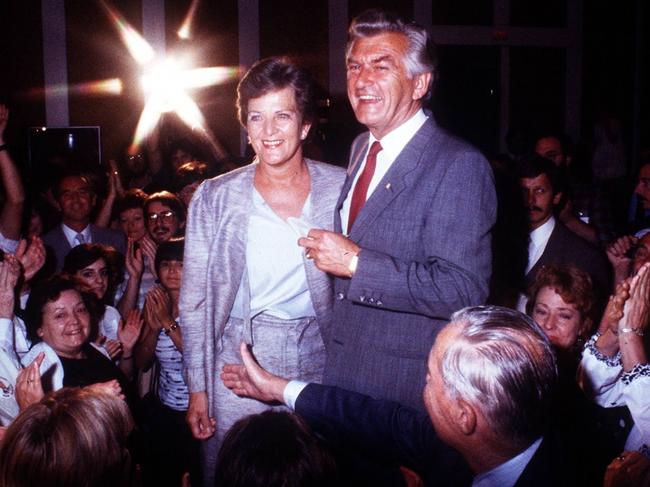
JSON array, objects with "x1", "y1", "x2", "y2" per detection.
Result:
[{"x1": 180, "y1": 56, "x2": 345, "y2": 483}]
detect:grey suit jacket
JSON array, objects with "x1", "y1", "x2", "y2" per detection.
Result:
[
  {"x1": 42, "y1": 223, "x2": 126, "y2": 271},
  {"x1": 179, "y1": 159, "x2": 346, "y2": 415},
  {"x1": 323, "y1": 118, "x2": 497, "y2": 411}
]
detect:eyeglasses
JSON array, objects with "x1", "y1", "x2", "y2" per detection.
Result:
[{"x1": 147, "y1": 210, "x2": 176, "y2": 223}]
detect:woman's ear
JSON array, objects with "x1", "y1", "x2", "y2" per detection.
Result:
[
  {"x1": 36, "y1": 327, "x2": 44, "y2": 338},
  {"x1": 300, "y1": 123, "x2": 312, "y2": 141}
]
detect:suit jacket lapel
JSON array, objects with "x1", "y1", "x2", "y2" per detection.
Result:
[
  {"x1": 348, "y1": 120, "x2": 436, "y2": 241},
  {"x1": 335, "y1": 135, "x2": 369, "y2": 233}
]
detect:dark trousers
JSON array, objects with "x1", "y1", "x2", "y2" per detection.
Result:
[{"x1": 141, "y1": 393, "x2": 203, "y2": 487}]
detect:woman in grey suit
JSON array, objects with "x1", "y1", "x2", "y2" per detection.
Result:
[{"x1": 179, "y1": 56, "x2": 346, "y2": 483}]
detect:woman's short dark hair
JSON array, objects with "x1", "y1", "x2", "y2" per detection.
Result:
[
  {"x1": 214, "y1": 411, "x2": 337, "y2": 487},
  {"x1": 23, "y1": 276, "x2": 96, "y2": 344},
  {"x1": 236, "y1": 56, "x2": 317, "y2": 129},
  {"x1": 0, "y1": 387, "x2": 133, "y2": 487},
  {"x1": 115, "y1": 189, "x2": 148, "y2": 217},
  {"x1": 155, "y1": 238, "x2": 185, "y2": 275}
]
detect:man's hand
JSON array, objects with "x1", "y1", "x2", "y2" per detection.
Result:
[
  {"x1": 221, "y1": 342, "x2": 288, "y2": 403},
  {"x1": 298, "y1": 229, "x2": 360, "y2": 278},
  {"x1": 186, "y1": 391, "x2": 216, "y2": 440}
]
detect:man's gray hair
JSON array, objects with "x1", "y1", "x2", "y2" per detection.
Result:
[
  {"x1": 441, "y1": 306, "x2": 557, "y2": 448},
  {"x1": 346, "y1": 9, "x2": 437, "y2": 101}
]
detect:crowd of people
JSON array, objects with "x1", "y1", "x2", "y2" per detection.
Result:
[{"x1": 0, "y1": 7, "x2": 648, "y2": 487}]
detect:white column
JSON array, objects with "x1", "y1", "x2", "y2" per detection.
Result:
[
  {"x1": 141, "y1": 0, "x2": 166, "y2": 54},
  {"x1": 328, "y1": 0, "x2": 348, "y2": 97},
  {"x1": 238, "y1": 0, "x2": 260, "y2": 155},
  {"x1": 41, "y1": 0, "x2": 69, "y2": 126}
]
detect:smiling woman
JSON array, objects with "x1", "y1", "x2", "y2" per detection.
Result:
[
  {"x1": 20, "y1": 276, "x2": 141, "y2": 411},
  {"x1": 180, "y1": 56, "x2": 347, "y2": 484}
]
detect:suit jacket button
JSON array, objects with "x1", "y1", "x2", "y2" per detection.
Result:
[
  {"x1": 336, "y1": 292, "x2": 344, "y2": 300},
  {"x1": 376, "y1": 300, "x2": 383, "y2": 306},
  {"x1": 359, "y1": 296, "x2": 365, "y2": 302},
  {"x1": 368, "y1": 297, "x2": 375, "y2": 304}
]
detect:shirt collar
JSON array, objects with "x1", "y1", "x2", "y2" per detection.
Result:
[
  {"x1": 472, "y1": 437, "x2": 543, "y2": 487},
  {"x1": 369, "y1": 109, "x2": 428, "y2": 161},
  {"x1": 530, "y1": 216, "x2": 555, "y2": 248},
  {"x1": 61, "y1": 223, "x2": 91, "y2": 245}
]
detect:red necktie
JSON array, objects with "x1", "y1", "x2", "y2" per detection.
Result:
[{"x1": 348, "y1": 141, "x2": 382, "y2": 233}]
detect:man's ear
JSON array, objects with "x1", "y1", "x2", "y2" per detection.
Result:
[
  {"x1": 553, "y1": 191, "x2": 563, "y2": 206},
  {"x1": 455, "y1": 399, "x2": 477, "y2": 436},
  {"x1": 412, "y1": 72, "x2": 432, "y2": 101}
]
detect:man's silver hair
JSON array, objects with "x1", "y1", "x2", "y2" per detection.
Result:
[
  {"x1": 346, "y1": 9, "x2": 437, "y2": 100},
  {"x1": 440, "y1": 306, "x2": 557, "y2": 448}
]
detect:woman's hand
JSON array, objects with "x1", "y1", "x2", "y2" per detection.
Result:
[
  {"x1": 15, "y1": 236, "x2": 46, "y2": 283},
  {"x1": 619, "y1": 262, "x2": 650, "y2": 334},
  {"x1": 86, "y1": 379, "x2": 124, "y2": 400},
  {"x1": 0, "y1": 255, "x2": 21, "y2": 319},
  {"x1": 144, "y1": 286, "x2": 172, "y2": 331},
  {"x1": 599, "y1": 280, "x2": 630, "y2": 335},
  {"x1": 125, "y1": 238, "x2": 144, "y2": 280},
  {"x1": 15, "y1": 352, "x2": 45, "y2": 411},
  {"x1": 186, "y1": 391, "x2": 216, "y2": 440},
  {"x1": 118, "y1": 309, "x2": 144, "y2": 354},
  {"x1": 604, "y1": 451, "x2": 650, "y2": 487},
  {"x1": 139, "y1": 235, "x2": 158, "y2": 278},
  {"x1": 98, "y1": 335, "x2": 124, "y2": 360}
]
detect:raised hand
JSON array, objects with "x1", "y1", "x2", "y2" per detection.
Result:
[
  {"x1": 15, "y1": 352, "x2": 45, "y2": 410},
  {"x1": 125, "y1": 238, "x2": 144, "y2": 279},
  {"x1": 620, "y1": 262, "x2": 650, "y2": 335},
  {"x1": 118, "y1": 309, "x2": 144, "y2": 353},
  {"x1": 15, "y1": 236, "x2": 46, "y2": 282}
]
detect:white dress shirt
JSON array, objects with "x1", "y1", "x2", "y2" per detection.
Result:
[
  {"x1": 340, "y1": 109, "x2": 428, "y2": 234},
  {"x1": 61, "y1": 223, "x2": 92, "y2": 248},
  {"x1": 526, "y1": 216, "x2": 555, "y2": 274},
  {"x1": 472, "y1": 437, "x2": 542, "y2": 487}
]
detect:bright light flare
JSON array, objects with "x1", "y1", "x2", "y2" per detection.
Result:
[
  {"x1": 182, "y1": 67, "x2": 241, "y2": 89},
  {"x1": 178, "y1": 0, "x2": 200, "y2": 39},
  {"x1": 24, "y1": 78, "x2": 123, "y2": 98},
  {"x1": 100, "y1": 0, "x2": 155, "y2": 65}
]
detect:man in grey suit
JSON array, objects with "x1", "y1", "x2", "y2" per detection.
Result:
[
  {"x1": 42, "y1": 171, "x2": 126, "y2": 271},
  {"x1": 299, "y1": 10, "x2": 496, "y2": 411}
]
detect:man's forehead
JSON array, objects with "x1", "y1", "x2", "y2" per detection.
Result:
[
  {"x1": 520, "y1": 174, "x2": 550, "y2": 188},
  {"x1": 147, "y1": 202, "x2": 172, "y2": 213},
  {"x1": 60, "y1": 176, "x2": 91, "y2": 189},
  {"x1": 348, "y1": 32, "x2": 409, "y2": 60}
]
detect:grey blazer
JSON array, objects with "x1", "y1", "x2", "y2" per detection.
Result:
[
  {"x1": 179, "y1": 159, "x2": 346, "y2": 414},
  {"x1": 42, "y1": 223, "x2": 126, "y2": 271},
  {"x1": 323, "y1": 118, "x2": 497, "y2": 411}
]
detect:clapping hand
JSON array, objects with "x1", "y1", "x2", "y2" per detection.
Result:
[
  {"x1": 15, "y1": 352, "x2": 45, "y2": 411},
  {"x1": 118, "y1": 309, "x2": 144, "y2": 354}
]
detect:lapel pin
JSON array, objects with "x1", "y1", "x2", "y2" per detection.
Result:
[{"x1": 385, "y1": 183, "x2": 391, "y2": 190}]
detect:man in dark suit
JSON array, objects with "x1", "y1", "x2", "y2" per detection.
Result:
[
  {"x1": 222, "y1": 306, "x2": 575, "y2": 486},
  {"x1": 518, "y1": 155, "x2": 610, "y2": 308},
  {"x1": 299, "y1": 9, "x2": 496, "y2": 412},
  {"x1": 42, "y1": 171, "x2": 125, "y2": 270}
]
